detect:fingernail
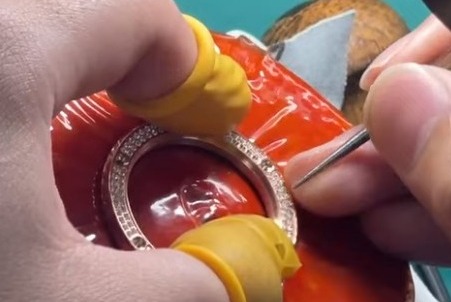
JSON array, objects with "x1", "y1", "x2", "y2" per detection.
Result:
[
  {"x1": 360, "y1": 33, "x2": 412, "y2": 90},
  {"x1": 365, "y1": 63, "x2": 451, "y2": 172}
]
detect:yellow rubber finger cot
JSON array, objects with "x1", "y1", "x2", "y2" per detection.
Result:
[
  {"x1": 108, "y1": 15, "x2": 252, "y2": 136},
  {"x1": 171, "y1": 215, "x2": 301, "y2": 302}
]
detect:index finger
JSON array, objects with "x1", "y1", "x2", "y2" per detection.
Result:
[
  {"x1": 285, "y1": 126, "x2": 408, "y2": 216},
  {"x1": 360, "y1": 14, "x2": 451, "y2": 90}
]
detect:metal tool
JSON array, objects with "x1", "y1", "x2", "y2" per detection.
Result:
[
  {"x1": 292, "y1": 127, "x2": 370, "y2": 189},
  {"x1": 414, "y1": 264, "x2": 451, "y2": 302}
]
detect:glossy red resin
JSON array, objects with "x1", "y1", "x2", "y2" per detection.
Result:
[{"x1": 52, "y1": 33, "x2": 410, "y2": 301}]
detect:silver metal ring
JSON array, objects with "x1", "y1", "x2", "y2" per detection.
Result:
[{"x1": 101, "y1": 124, "x2": 298, "y2": 250}]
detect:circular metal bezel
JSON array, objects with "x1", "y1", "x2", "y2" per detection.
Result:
[{"x1": 101, "y1": 124, "x2": 298, "y2": 250}]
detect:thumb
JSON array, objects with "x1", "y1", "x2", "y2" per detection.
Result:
[{"x1": 364, "y1": 63, "x2": 451, "y2": 239}]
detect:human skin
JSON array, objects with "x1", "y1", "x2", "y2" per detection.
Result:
[
  {"x1": 0, "y1": 0, "x2": 231, "y2": 301},
  {"x1": 286, "y1": 15, "x2": 451, "y2": 266},
  {"x1": 3, "y1": 0, "x2": 448, "y2": 300}
]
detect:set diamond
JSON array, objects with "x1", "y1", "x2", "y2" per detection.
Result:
[{"x1": 102, "y1": 124, "x2": 298, "y2": 250}]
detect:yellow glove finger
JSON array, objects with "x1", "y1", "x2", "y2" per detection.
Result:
[
  {"x1": 108, "y1": 15, "x2": 252, "y2": 136},
  {"x1": 171, "y1": 215, "x2": 301, "y2": 302},
  {"x1": 151, "y1": 54, "x2": 252, "y2": 135}
]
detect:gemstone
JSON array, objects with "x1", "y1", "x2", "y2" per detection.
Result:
[{"x1": 102, "y1": 124, "x2": 298, "y2": 248}]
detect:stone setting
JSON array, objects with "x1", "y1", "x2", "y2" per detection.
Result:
[{"x1": 102, "y1": 124, "x2": 298, "y2": 250}]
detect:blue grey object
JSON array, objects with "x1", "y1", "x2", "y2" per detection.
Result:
[{"x1": 267, "y1": 10, "x2": 355, "y2": 109}]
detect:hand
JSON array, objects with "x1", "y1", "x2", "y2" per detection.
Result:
[
  {"x1": 285, "y1": 15, "x2": 451, "y2": 266},
  {"x1": 0, "y1": 0, "x2": 276, "y2": 301},
  {"x1": 108, "y1": 15, "x2": 252, "y2": 136}
]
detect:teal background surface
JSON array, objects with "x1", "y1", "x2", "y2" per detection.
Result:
[
  {"x1": 176, "y1": 0, "x2": 430, "y2": 37},
  {"x1": 443, "y1": 268, "x2": 451, "y2": 294},
  {"x1": 174, "y1": 0, "x2": 451, "y2": 295}
]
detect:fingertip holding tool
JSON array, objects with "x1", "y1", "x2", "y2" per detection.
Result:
[
  {"x1": 292, "y1": 0, "x2": 450, "y2": 190},
  {"x1": 292, "y1": 127, "x2": 370, "y2": 189}
]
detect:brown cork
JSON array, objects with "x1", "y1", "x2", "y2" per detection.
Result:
[{"x1": 263, "y1": 0, "x2": 410, "y2": 124}]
